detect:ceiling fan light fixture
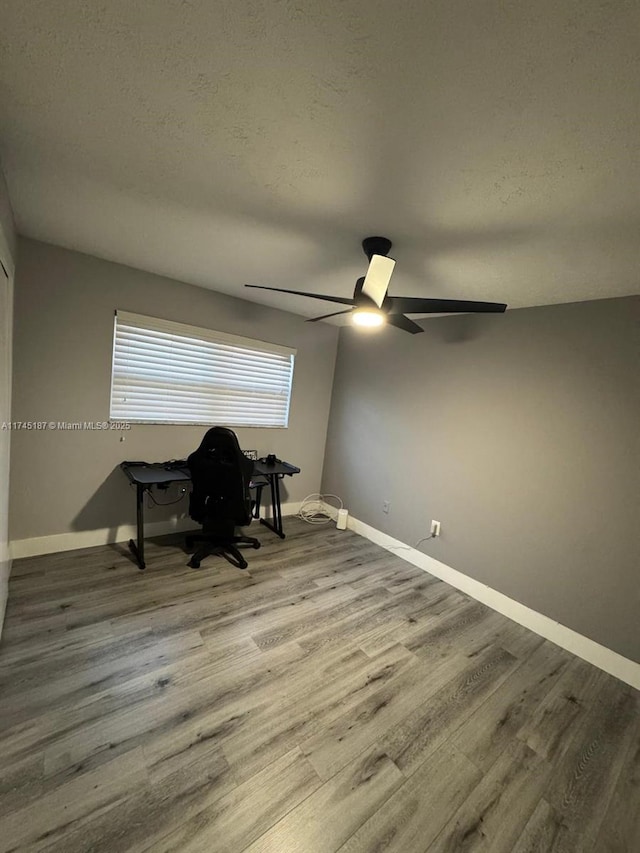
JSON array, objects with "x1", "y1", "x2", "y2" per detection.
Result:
[{"x1": 352, "y1": 307, "x2": 386, "y2": 329}]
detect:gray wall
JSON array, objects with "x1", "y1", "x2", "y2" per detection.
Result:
[
  {"x1": 0, "y1": 163, "x2": 16, "y2": 635},
  {"x1": 322, "y1": 297, "x2": 640, "y2": 662},
  {"x1": 10, "y1": 238, "x2": 338, "y2": 542}
]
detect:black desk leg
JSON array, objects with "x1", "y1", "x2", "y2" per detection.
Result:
[
  {"x1": 259, "y1": 474, "x2": 286, "y2": 539},
  {"x1": 128, "y1": 484, "x2": 146, "y2": 569},
  {"x1": 274, "y1": 475, "x2": 284, "y2": 537}
]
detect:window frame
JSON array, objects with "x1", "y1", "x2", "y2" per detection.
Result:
[{"x1": 109, "y1": 310, "x2": 296, "y2": 428}]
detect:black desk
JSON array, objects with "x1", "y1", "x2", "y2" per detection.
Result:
[{"x1": 120, "y1": 459, "x2": 300, "y2": 569}]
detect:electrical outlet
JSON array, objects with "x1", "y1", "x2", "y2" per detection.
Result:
[
  {"x1": 383, "y1": 500, "x2": 390, "y2": 514},
  {"x1": 431, "y1": 519, "x2": 441, "y2": 536}
]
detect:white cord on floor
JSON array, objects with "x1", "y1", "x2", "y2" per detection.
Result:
[
  {"x1": 387, "y1": 534, "x2": 436, "y2": 552},
  {"x1": 298, "y1": 493, "x2": 344, "y2": 524}
]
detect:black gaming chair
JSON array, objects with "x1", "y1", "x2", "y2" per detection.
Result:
[{"x1": 185, "y1": 427, "x2": 261, "y2": 569}]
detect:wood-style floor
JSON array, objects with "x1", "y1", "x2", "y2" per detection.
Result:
[{"x1": 0, "y1": 520, "x2": 638, "y2": 853}]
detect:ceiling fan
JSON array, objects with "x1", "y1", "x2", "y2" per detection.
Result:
[{"x1": 246, "y1": 237, "x2": 507, "y2": 334}]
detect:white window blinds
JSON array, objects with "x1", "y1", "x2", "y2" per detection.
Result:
[{"x1": 110, "y1": 311, "x2": 295, "y2": 427}]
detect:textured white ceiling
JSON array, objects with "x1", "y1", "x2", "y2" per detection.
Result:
[{"x1": 1, "y1": 0, "x2": 639, "y2": 320}]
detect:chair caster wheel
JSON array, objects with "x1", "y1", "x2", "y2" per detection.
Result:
[
  {"x1": 238, "y1": 559, "x2": 248, "y2": 569},
  {"x1": 188, "y1": 557, "x2": 201, "y2": 569},
  {"x1": 252, "y1": 541, "x2": 261, "y2": 549}
]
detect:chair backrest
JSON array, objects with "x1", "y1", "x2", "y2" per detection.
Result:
[{"x1": 187, "y1": 427, "x2": 253, "y2": 526}]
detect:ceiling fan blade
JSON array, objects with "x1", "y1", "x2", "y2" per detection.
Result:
[
  {"x1": 306, "y1": 310, "x2": 353, "y2": 322},
  {"x1": 387, "y1": 314, "x2": 424, "y2": 334},
  {"x1": 386, "y1": 297, "x2": 507, "y2": 314},
  {"x1": 245, "y1": 285, "x2": 354, "y2": 306},
  {"x1": 361, "y1": 255, "x2": 396, "y2": 307}
]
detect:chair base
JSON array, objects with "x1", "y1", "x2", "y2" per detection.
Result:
[{"x1": 186, "y1": 533, "x2": 260, "y2": 570}]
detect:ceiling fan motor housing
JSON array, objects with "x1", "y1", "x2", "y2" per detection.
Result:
[{"x1": 362, "y1": 236, "x2": 392, "y2": 261}]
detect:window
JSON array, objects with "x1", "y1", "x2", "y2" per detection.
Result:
[{"x1": 110, "y1": 311, "x2": 295, "y2": 427}]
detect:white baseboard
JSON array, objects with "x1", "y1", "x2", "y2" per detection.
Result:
[
  {"x1": 10, "y1": 518, "x2": 199, "y2": 559},
  {"x1": 10, "y1": 502, "x2": 303, "y2": 560},
  {"x1": 346, "y1": 514, "x2": 640, "y2": 692}
]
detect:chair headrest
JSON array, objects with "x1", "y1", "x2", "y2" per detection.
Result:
[{"x1": 191, "y1": 426, "x2": 243, "y2": 463}]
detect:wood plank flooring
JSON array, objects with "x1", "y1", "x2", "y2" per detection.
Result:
[{"x1": 0, "y1": 520, "x2": 638, "y2": 852}]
